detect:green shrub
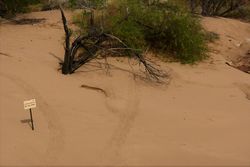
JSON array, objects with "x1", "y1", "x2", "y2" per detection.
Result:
[
  {"x1": 162, "y1": 13, "x2": 206, "y2": 63},
  {"x1": 68, "y1": 0, "x2": 107, "y2": 9},
  {"x1": 111, "y1": 19, "x2": 146, "y2": 51},
  {"x1": 137, "y1": 3, "x2": 207, "y2": 63},
  {"x1": 69, "y1": 0, "x2": 77, "y2": 8},
  {"x1": 72, "y1": 0, "x2": 207, "y2": 63},
  {"x1": 72, "y1": 11, "x2": 88, "y2": 34},
  {"x1": 1, "y1": 0, "x2": 41, "y2": 15}
]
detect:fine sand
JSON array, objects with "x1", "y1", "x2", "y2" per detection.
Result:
[{"x1": 0, "y1": 10, "x2": 250, "y2": 166}]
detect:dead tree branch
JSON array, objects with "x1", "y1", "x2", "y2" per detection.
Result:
[
  {"x1": 59, "y1": 8, "x2": 166, "y2": 82},
  {"x1": 59, "y1": 5, "x2": 71, "y2": 74}
]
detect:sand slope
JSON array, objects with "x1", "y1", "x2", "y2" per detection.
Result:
[
  {"x1": 202, "y1": 17, "x2": 250, "y2": 73},
  {"x1": 0, "y1": 11, "x2": 250, "y2": 166}
]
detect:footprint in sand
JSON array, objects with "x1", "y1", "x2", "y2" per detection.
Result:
[
  {"x1": 0, "y1": 52, "x2": 12, "y2": 57},
  {"x1": 100, "y1": 80, "x2": 140, "y2": 164},
  {"x1": 0, "y1": 72, "x2": 65, "y2": 163},
  {"x1": 235, "y1": 83, "x2": 250, "y2": 100}
]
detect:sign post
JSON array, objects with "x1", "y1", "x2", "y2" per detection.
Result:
[
  {"x1": 29, "y1": 108, "x2": 34, "y2": 130},
  {"x1": 24, "y1": 99, "x2": 36, "y2": 131}
]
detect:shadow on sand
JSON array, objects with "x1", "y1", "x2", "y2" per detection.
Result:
[{"x1": 20, "y1": 119, "x2": 32, "y2": 129}]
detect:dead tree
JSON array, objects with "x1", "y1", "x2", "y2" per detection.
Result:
[
  {"x1": 59, "y1": 7, "x2": 166, "y2": 82},
  {"x1": 59, "y1": 6, "x2": 71, "y2": 74}
]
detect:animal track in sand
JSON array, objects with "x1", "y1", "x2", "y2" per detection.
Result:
[
  {"x1": 172, "y1": 74, "x2": 234, "y2": 89},
  {"x1": 0, "y1": 72, "x2": 65, "y2": 163},
  {"x1": 0, "y1": 52, "x2": 12, "y2": 57},
  {"x1": 100, "y1": 80, "x2": 140, "y2": 164},
  {"x1": 235, "y1": 83, "x2": 250, "y2": 100}
]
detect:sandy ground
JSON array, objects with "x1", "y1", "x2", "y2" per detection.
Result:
[
  {"x1": 0, "y1": 10, "x2": 250, "y2": 166},
  {"x1": 202, "y1": 16, "x2": 250, "y2": 73}
]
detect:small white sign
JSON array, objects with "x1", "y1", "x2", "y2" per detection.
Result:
[{"x1": 24, "y1": 99, "x2": 36, "y2": 110}]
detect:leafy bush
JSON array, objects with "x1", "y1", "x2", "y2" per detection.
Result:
[
  {"x1": 72, "y1": 11, "x2": 87, "y2": 31},
  {"x1": 73, "y1": 0, "x2": 207, "y2": 63},
  {"x1": 138, "y1": 3, "x2": 207, "y2": 63},
  {"x1": 69, "y1": 0, "x2": 77, "y2": 8},
  {"x1": 111, "y1": 19, "x2": 146, "y2": 50},
  {"x1": 68, "y1": 0, "x2": 106, "y2": 9},
  {"x1": 1, "y1": 0, "x2": 41, "y2": 16}
]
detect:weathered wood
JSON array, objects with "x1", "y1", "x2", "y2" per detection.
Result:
[{"x1": 59, "y1": 5, "x2": 71, "y2": 74}]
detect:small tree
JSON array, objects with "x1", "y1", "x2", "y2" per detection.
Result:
[{"x1": 72, "y1": 0, "x2": 207, "y2": 63}]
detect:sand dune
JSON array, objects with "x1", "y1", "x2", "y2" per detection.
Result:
[{"x1": 0, "y1": 10, "x2": 250, "y2": 166}]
